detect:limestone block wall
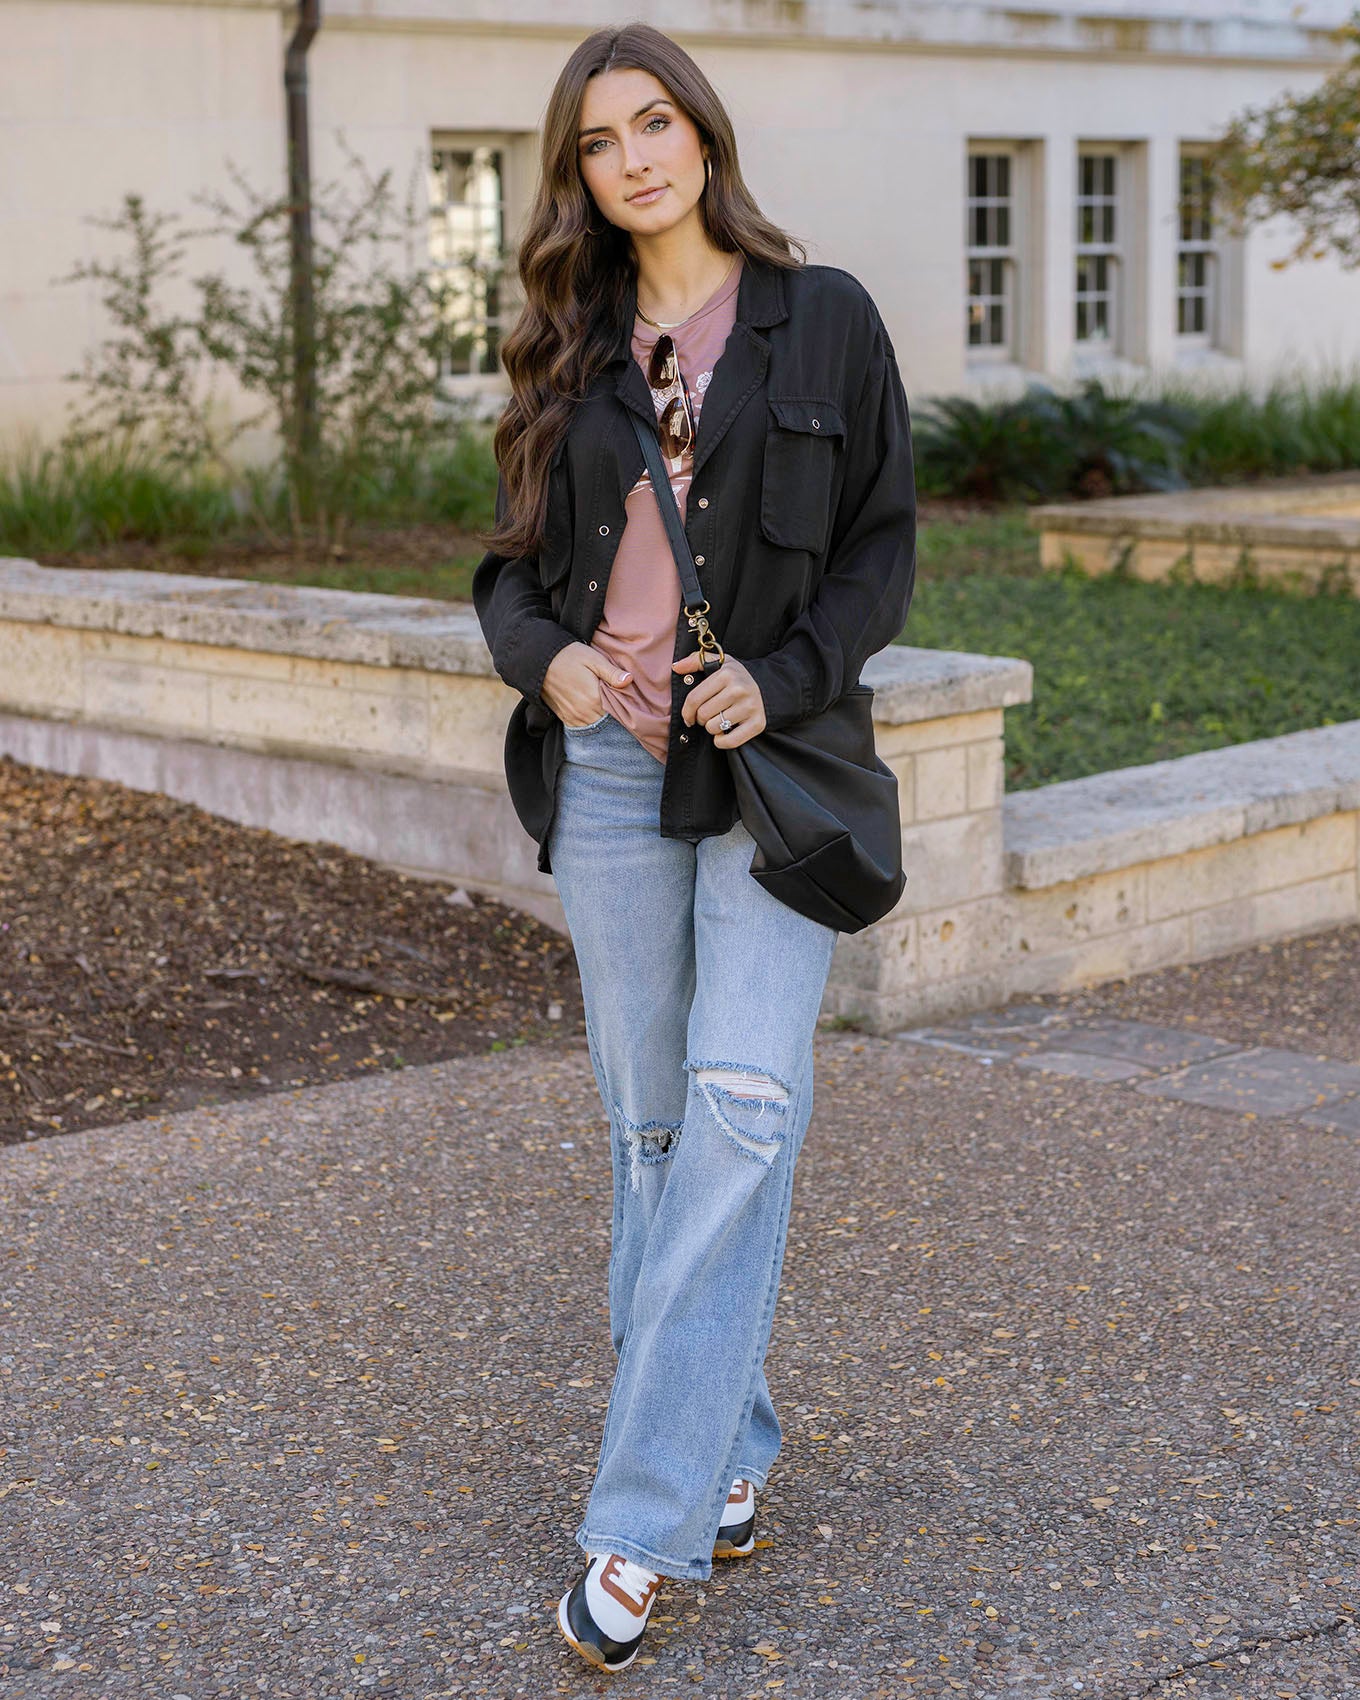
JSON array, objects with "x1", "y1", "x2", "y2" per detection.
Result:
[
  {"x1": 1031, "y1": 474, "x2": 1360, "y2": 596},
  {"x1": 996, "y1": 725, "x2": 1360, "y2": 1002},
  {"x1": 0, "y1": 561, "x2": 1032, "y2": 979},
  {"x1": 1, "y1": 560, "x2": 1356, "y2": 1033},
  {"x1": 820, "y1": 705, "x2": 1011, "y2": 1029}
]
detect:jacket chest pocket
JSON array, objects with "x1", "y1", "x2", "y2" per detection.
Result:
[{"x1": 759, "y1": 396, "x2": 846, "y2": 554}]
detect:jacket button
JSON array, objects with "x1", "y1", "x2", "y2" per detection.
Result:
[
  {"x1": 697, "y1": 497, "x2": 709, "y2": 508},
  {"x1": 812, "y1": 418, "x2": 820, "y2": 428},
  {"x1": 588, "y1": 580, "x2": 598, "y2": 591},
  {"x1": 694, "y1": 554, "x2": 705, "y2": 565},
  {"x1": 598, "y1": 524, "x2": 610, "y2": 536},
  {"x1": 679, "y1": 732, "x2": 689, "y2": 744},
  {"x1": 683, "y1": 674, "x2": 694, "y2": 684}
]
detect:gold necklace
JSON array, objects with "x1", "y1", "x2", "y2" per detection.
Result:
[{"x1": 635, "y1": 253, "x2": 738, "y2": 330}]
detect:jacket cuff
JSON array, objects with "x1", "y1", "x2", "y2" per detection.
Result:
[
  {"x1": 741, "y1": 653, "x2": 807, "y2": 733},
  {"x1": 499, "y1": 618, "x2": 578, "y2": 711}
]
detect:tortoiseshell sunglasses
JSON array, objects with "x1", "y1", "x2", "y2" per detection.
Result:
[{"x1": 647, "y1": 332, "x2": 696, "y2": 459}]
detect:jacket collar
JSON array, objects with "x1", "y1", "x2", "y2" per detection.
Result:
[{"x1": 604, "y1": 250, "x2": 788, "y2": 366}]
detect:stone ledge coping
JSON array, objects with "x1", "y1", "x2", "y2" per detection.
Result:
[
  {"x1": 0, "y1": 558, "x2": 1032, "y2": 726},
  {"x1": 1027, "y1": 473, "x2": 1360, "y2": 545},
  {"x1": 1004, "y1": 720, "x2": 1360, "y2": 890}
]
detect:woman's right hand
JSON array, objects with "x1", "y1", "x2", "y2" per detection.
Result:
[{"x1": 543, "y1": 642, "x2": 632, "y2": 727}]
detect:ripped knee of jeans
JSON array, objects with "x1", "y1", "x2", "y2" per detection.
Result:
[
  {"x1": 688, "y1": 1060, "x2": 793, "y2": 1168},
  {"x1": 613, "y1": 1101, "x2": 684, "y2": 1194}
]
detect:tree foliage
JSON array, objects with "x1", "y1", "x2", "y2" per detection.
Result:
[
  {"x1": 1209, "y1": 9, "x2": 1360, "y2": 269},
  {"x1": 56, "y1": 136, "x2": 482, "y2": 547}
]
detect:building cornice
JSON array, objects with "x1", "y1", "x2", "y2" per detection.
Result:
[{"x1": 7, "y1": 0, "x2": 1352, "y2": 70}]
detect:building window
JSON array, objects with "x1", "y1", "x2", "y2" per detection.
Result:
[
  {"x1": 1075, "y1": 150, "x2": 1121, "y2": 350},
  {"x1": 428, "y1": 140, "x2": 511, "y2": 381},
  {"x1": 1177, "y1": 149, "x2": 1217, "y2": 342},
  {"x1": 966, "y1": 150, "x2": 1016, "y2": 359}
]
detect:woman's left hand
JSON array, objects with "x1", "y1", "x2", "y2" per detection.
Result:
[{"x1": 671, "y1": 651, "x2": 767, "y2": 749}]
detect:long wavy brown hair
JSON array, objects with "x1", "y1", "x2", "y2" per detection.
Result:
[{"x1": 480, "y1": 22, "x2": 806, "y2": 560}]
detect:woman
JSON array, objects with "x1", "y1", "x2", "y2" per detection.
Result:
[{"x1": 472, "y1": 21, "x2": 916, "y2": 1674}]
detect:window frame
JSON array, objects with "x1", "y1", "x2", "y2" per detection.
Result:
[
  {"x1": 1074, "y1": 146, "x2": 1126, "y2": 355},
  {"x1": 1176, "y1": 144, "x2": 1218, "y2": 348},
  {"x1": 427, "y1": 132, "x2": 520, "y2": 396},
  {"x1": 965, "y1": 145, "x2": 1020, "y2": 365}
]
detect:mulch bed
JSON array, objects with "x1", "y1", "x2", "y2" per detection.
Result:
[{"x1": 0, "y1": 756, "x2": 585, "y2": 1148}]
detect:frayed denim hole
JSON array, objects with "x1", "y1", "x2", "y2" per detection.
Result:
[
  {"x1": 612, "y1": 1100, "x2": 684, "y2": 1195},
  {"x1": 690, "y1": 1067, "x2": 791, "y2": 1167}
]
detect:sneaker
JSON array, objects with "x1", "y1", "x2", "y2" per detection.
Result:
[
  {"x1": 556, "y1": 1551, "x2": 662, "y2": 1672},
  {"x1": 712, "y1": 1476, "x2": 756, "y2": 1558}
]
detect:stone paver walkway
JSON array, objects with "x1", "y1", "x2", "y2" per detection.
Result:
[
  {"x1": 896, "y1": 1005, "x2": 1360, "y2": 1130},
  {"x1": 1, "y1": 1014, "x2": 1356, "y2": 1697}
]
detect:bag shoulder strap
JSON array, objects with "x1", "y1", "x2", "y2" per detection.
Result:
[{"x1": 628, "y1": 411, "x2": 707, "y2": 614}]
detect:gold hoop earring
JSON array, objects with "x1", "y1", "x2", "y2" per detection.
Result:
[{"x1": 704, "y1": 155, "x2": 713, "y2": 189}]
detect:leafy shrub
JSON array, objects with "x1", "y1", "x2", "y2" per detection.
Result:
[
  {"x1": 908, "y1": 390, "x2": 1064, "y2": 501},
  {"x1": 54, "y1": 139, "x2": 475, "y2": 549},
  {"x1": 1022, "y1": 379, "x2": 1198, "y2": 497},
  {"x1": 911, "y1": 370, "x2": 1360, "y2": 504}
]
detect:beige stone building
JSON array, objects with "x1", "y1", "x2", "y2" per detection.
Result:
[{"x1": 2, "y1": 0, "x2": 1358, "y2": 451}]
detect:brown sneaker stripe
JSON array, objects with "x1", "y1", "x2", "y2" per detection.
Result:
[{"x1": 599, "y1": 1555, "x2": 660, "y2": 1618}]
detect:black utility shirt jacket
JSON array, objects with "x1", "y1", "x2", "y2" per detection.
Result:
[{"x1": 472, "y1": 255, "x2": 917, "y2": 876}]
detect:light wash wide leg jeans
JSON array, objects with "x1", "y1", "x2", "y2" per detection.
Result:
[{"x1": 546, "y1": 712, "x2": 838, "y2": 1582}]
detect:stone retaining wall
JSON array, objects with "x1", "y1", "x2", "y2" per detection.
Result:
[
  {"x1": 1, "y1": 560, "x2": 1356, "y2": 1031},
  {"x1": 1030, "y1": 473, "x2": 1360, "y2": 596}
]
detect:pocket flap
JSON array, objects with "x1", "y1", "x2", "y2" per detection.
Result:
[{"x1": 768, "y1": 397, "x2": 846, "y2": 438}]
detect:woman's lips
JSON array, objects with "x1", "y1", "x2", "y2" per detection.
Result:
[{"x1": 628, "y1": 185, "x2": 667, "y2": 206}]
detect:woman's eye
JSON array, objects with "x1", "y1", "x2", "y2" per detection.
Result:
[{"x1": 583, "y1": 115, "x2": 669, "y2": 156}]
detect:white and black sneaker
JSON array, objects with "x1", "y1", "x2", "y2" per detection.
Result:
[
  {"x1": 556, "y1": 1551, "x2": 662, "y2": 1672},
  {"x1": 713, "y1": 1476, "x2": 756, "y2": 1558}
]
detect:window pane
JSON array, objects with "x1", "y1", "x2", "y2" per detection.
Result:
[
  {"x1": 1176, "y1": 151, "x2": 1217, "y2": 340},
  {"x1": 966, "y1": 150, "x2": 1016, "y2": 354},
  {"x1": 429, "y1": 142, "x2": 508, "y2": 378}
]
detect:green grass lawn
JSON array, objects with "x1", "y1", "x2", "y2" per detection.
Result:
[{"x1": 903, "y1": 508, "x2": 1360, "y2": 789}]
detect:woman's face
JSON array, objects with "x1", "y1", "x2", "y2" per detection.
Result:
[{"x1": 576, "y1": 67, "x2": 708, "y2": 238}]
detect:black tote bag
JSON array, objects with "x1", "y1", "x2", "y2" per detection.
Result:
[{"x1": 629, "y1": 411, "x2": 907, "y2": 934}]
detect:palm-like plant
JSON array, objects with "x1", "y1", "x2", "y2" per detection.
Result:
[
  {"x1": 911, "y1": 389, "x2": 1068, "y2": 501},
  {"x1": 1024, "y1": 378, "x2": 1198, "y2": 497}
]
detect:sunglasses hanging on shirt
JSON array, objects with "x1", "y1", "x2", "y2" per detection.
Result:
[{"x1": 647, "y1": 332, "x2": 696, "y2": 460}]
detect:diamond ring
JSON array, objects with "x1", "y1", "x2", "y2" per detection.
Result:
[{"x1": 718, "y1": 715, "x2": 733, "y2": 733}]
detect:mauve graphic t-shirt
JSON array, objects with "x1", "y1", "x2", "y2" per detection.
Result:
[{"x1": 589, "y1": 252, "x2": 744, "y2": 764}]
